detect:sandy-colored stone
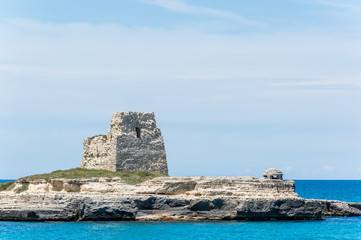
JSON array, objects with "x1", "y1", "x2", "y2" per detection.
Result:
[
  {"x1": 14, "y1": 176, "x2": 298, "y2": 198},
  {"x1": 1, "y1": 176, "x2": 360, "y2": 221},
  {"x1": 80, "y1": 112, "x2": 168, "y2": 175}
]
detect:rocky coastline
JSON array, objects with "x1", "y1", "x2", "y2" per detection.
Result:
[
  {"x1": 2, "y1": 113, "x2": 359, "y2": 222},
  {"x1": 1, "y1": 176, "x2": 360, "y2": 221}
]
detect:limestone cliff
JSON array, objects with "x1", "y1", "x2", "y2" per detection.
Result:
[
  {"x1": 0, "y1": 176, "x2": 322, "y2": 221},
  {"x1": 12, "y1": 176, "x2": 298, "y2": 197},
  {"x1": 1, "y1": 176, "x2": 360, "y2": 221}
]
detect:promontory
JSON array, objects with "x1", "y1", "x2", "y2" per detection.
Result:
[{"x1": 1, "y1": 112, "x2": 360, "y2": 221}]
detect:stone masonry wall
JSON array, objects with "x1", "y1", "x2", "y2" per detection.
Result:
[
  {"x1": 81, "y1": 135, "x2": 116, "y2": 171},
  {"x1": 81, "y1": 112, "x2": 168, "y2": 175}
]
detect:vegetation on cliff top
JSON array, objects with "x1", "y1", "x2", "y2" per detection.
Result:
[
  {"x1": 15, "y1": 184, "x2": 29, "y2": 194},
  {"x1": 88, "y1": 134, "x2": 107, "y2": 140},
  {"x1": 18, "y1": 168, "x2": 165, "y2": 185},
  {"x1": 0, "y1": 181, "x2": 15, "y2": 192}
]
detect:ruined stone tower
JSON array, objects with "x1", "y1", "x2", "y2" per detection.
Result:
[{"x1": 80, "y1": 112, "x2": 168, "y2": 175}]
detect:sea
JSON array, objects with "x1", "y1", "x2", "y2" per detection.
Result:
[{"x1": 1, "y1": 179, "x2": 361, "y2": 240}]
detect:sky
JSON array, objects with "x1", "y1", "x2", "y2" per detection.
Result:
[{"x1": 0, "y1": 0, "x2": 360, "y2": 179}]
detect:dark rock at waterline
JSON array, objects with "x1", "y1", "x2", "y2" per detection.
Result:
[
  {"x1": 0, "y1": 194, "x2": 327, "y2": 221},
  {"x1": 318, "y1": 200, "x2": 361, "y2": 217}
]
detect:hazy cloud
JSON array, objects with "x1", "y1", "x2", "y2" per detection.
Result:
[
  {"x1": 316, "y1": 0, "x2": 361, "y2": 10},
  {"x1": 323, "y1": 165, "x2": 334, "y2": 171},
  {"x1": 1, "y1": 19, "x2": 360, "y2": 84},
  {"x1": 140, "y1": 0, "x2": 266, "y2": 26},
  {"x1": 0, "y1": 19, "x2": 360, "y2": 179}
]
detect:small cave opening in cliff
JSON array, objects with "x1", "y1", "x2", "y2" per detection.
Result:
[{"x1": 135, "y1": 127, "x2": 141, "y2": 139}]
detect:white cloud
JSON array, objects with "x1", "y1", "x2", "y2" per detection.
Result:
[
  {"x1": 140, "y1": 0, "x2": 266, "y2": 27},
  {"x1": 284, "y1": 166, "x2": 293, "y2": 171},
  {"x1": 323, "y1": 165, "x2": 334, "y2": 171},
  {"x1": 268, "y1": 80, "x2": 361, "y2": 89},
  {"x1": 0, "y1": 65, "x2": 22, "y2": 73},
  {"x1": 316, "y1": 0, "x2": 361, "y2": 10},
  {"x1": 0, "y1": 19, "x2": 361, "y2": 179},
  {"x1": 1, "y1": 19, "x2": 360, "y2": 85}
]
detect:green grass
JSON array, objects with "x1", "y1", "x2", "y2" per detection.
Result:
[
  {"x1": 19, "y1": 168, "x2": 166, "y2": 185},
  {"x1": 0, "y1": 181, "x2": 15, "y2": 192},
  {"x1": 15, "y1": 184, "x2": 29, "y2": 194},
  {"x1": 88, "y1": 134, "x2": 107, "y2": 140}
]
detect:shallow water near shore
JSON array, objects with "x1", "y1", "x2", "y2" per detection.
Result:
[
  {"x1": 1, "y1": 218, "x2": 361, "y2": 240},
  {"x1": 1, "y1": 180, "x2": 361, "y2": 239}
]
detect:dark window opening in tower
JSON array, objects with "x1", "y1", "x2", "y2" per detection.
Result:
[{"x1": 135, "y1": 127, "x2": 141, "y2": 138}]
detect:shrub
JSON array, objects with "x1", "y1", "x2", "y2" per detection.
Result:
[
  {"x1": 15, "y1": 184, "x2": 29, "y2": 194},
  {"x1": 19, "y1": 168, "x2": 165, "y2": 185},
  {"x1": 88, "y1": 134, "x2": 107, "y2": 140},
  {"x1": 0, "y1": 181, "x2": 15, "y2": 192}
]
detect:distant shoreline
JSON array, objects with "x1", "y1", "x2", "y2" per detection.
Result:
[{"x1": 0, "y1": 180, "x2": 15, "y2": 183}]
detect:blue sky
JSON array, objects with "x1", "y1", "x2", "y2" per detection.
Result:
[{"x1": 0, "y1": 0, "x2": 360, "y2": 179}]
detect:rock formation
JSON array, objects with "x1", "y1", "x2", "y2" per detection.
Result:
[
  {"x1": 1, "y1": 173, "x2": 360, "y2": 221},
  {"x1": 10, "y1": 176, "x2": 299, "y2": 197},
  {"x1": 1, "y1": 112, "x2": 360, "y2": 222},
  {"x1": 0, "y1": 176, "x2": 323, "y2": 221},
  {"x1": 81, "y1": 112, "x2": 168, "y2": 175}
]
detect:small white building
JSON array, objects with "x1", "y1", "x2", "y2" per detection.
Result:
[{"x1": 263, "y1": 168, "x2": 283, "y2": 180}]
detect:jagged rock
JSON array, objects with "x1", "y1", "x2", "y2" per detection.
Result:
[
  {"x1": 0, "y1": 193, "x2": 324, "y2": 221},
  {"x1": 318, "y1": 200, "x2": 361, "y2": 216},
  {"x1": 1, "y1": 176, "x2": 360, "y2": 221},
  {"x1": 236, "y1": 199, "x2": 322, "y2": 220},
  {"x1": 0, "y1": 176, "x2": 321, "y2": 221},
  {"x1": 78, "y1": 198, "x2": 137, "y2": 221},
  {"x1": 20, "y1": 176, "x2": 299, "y2": 198}
]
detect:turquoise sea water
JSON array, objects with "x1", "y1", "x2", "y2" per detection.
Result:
[
  {"x1": 1, "y1": 218, "x2": 361, "y2": 240},
  {"x1": 1, "y1": 180, "x2": 361, "y2": 240},
  {"x1": 0, "y1": 180, "x2": 13, "y2": 183},
  {"x1": 295, "y1": 180, "x2": 361, "y2": 202}
]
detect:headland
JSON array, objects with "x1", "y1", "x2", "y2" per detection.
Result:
[{"x1": 0, "y1": 112, "x2": 360, "y2": 221}]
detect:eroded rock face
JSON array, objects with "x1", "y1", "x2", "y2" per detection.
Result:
[
  {"x1": 2, "y1": 177, "x2": 359, "y2": 221},
  {"x1": 318, "y1": 200, "x2": 361, "y2": 216},
  {"x1": 0, "y1": 176, "x2": 323, "y2": 221},
  {"x1": 80, "y1": 112, "x2": 168, "y2": 175},
  {"x1": 0, "y1": 193, "x2": 323, "y2": 221},
  {"x1": 18, "y1": 176, "x2": 298, "y2": 198},
  {"x1": 236, "y1": 199, "x2": 322, "y2": 220}
]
